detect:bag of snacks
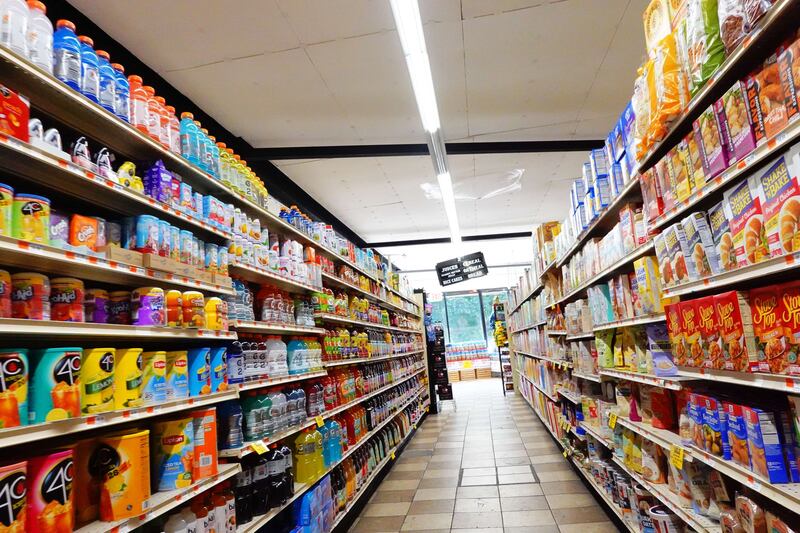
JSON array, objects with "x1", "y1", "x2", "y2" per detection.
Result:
[
  {"x1": 717, "y1": 0, "x2": 747, "y2": 52},
  {"x1": 633, "y1": 66, "x2": 652, "y2": 160},
  {"x1": 641, "y1": 439, "x2": 667, "y2": 483},
  {"x1": 735, "y1": 494, "x2": 766, "y2": 533},
  {"x1": 685, "y1": 0, "x2": 727, "y2": 94},
  {"x1": 744, "y1": 0, "x2": 772, "y2": 30},
  {"x1": 649, "y1": 33, "x2": 685, "y2": 143}
]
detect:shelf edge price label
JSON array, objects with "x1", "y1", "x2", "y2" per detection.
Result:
[
  {"x1": 250, "y1": 440, "x2": 268, "y2": 455},
  {"x1": 669, "y1": 445, "x2": 684, "y2": 470},
  {"x1": 315, "y1": 415, "x2": 325, "y2": 428},
  {"x1": 390, "y1": 451, "x2": 396, "y2": 460},
  {"x1": 608, "y1": 413, "x2": 617, "y2": 429}
]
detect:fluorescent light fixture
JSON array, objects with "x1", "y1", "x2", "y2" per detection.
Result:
[
  {"x1": 437, "y1": 172, "x2": 461, "y2": 244},
  {"x1": 390, "y1": 0, "x2": 440, "y2": 132}
]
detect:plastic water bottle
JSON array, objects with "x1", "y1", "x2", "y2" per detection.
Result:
[
  {"x1": 180, "y1": 112, "x2": 200, "y2": 165},
  {"x1": 77, "y1": 35, "x2": 99, "y2": 102},
  {"x1": 96, "y1": 49, "x2": 116, "y2": 113},
  {"x1": 217, "y1": 400, "x2": 243, "y2": 450},
  {"x1": 25, "y1": 1, "x2": 51, "y2": 72},
  {"x1": 260, "y1": 392, "x2": 274, "y2": 437},
  {"x1": 208, "y1": 134, "x2": 222, "y2": 178},
  {"x1": 111, "y1": 62, "x2": 129, "y2": 121},
  {"x1": 296, "y1": 387, "x2": 307, "y2": 422},
  {"x1": 52, "y1": 19, "x2": 80, "y2": 90},
  {"x1": 0, "y1": 0, "x2": 28, "y2": 56},
  {"x1": 200, "y1": 127, "x2": 215, "y2": 175},
  {"x1": 283, "y1": 388, "x2": 297, "y2": 427},
  {"x1": 166, "y1": 105, "x2": 180, "y2": 154},
  {"x1": 143, "y1": 85, "x2": 160, "y2": 141},
  {"x1": 194, "y1": 120, "x2": 209, "y2": 172},
  {"x1": 269, "y1": 390, "x2": 286, "y2": 432},
  {"x1": 242, "y1": 392, "x2": 262, "y2": 442},
  {"x1": 318, "y1": 422, "x2": 330, "y2": 467}
]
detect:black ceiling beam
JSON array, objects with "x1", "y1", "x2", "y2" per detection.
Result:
[
  {"x1": 368, "y1": 231, "x2": 532, "y2": 248},
  {"x1": 54, "y1": 0, "x2": 367, "y2": 248},
  {"x1": 247, "y1": 140, "x2": 605, "y2": 161}
]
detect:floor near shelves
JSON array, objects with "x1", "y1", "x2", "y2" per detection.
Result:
[{"x1": 349, "y1": 379, "x2": 618, "y2": 533}]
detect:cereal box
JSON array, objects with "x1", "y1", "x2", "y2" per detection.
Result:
[
  {"x1": 0, "y1": 84, "x2": 30, "y2": 142},
  {"x1": 779, "y1": 281, "x2": 800, "y2": 376},
  {"x1": 746, "y1": 54, "x2": 789, "y2": 142},
  {"x1": 665, "y1": 302, "x2": 685, "y2": 366},
  {"x1": 653, "y1": 234, "x2": 674, "y2": 287},
  {"x1": 713, "y1": 291, "x2": 757, "y2": 372},
  {"x1": 633, "y1": 256, "x2": 663, "y2": 315},
  {"x1": 684, "y1": 130, "x2": 708, "y2": 192},
  {"x1": 755, "y1": 147, "x2": 800, "y2": 257},
  {"x1": 689, "y1": 393, "x2": 706, "y2": 450},
  {"x1": 702, "y1": 396, "x2": 730, "y2": 457},
  {"x1": 619, "y1": 204, "x2": 637, "y2": 252},
  {"x1": 724, "y1": 176, "x2": 769, "y2": 267},
  {"x1": 667, "y1": 146, "x2": 692, "y2": 203},
  {"x1": 675, "y1": 139, "x2": 696, "y2": 199},
  {"x1": 695, "y1": 296, "x2": 720, "y2": 369},
  {"x1": 718, "y1": 82, "x2": 757, "y2": 162},
  {"x1": 724, "y1": 402, "x2": 751, "y2": 469},
  {"x1": 693, "y1": 105, "x2": 729, "y2": 179},
  {"x1": 641, "y1": 167, "x2": 664, "y2": 222},
  {"x1": 708, "y1": 200, "x2": 737, "y2": 271},
  {"x1": 742, "y1": 406, "x2": 790, "y2": 483},
  {"x1": 655, "y1": 158, "x2": 676, "y2": 213},
  {"x1": 750, "y1": 285, "x2": 784, "y2": 373},
  {"x1": 664, "y1": 223, "x2": 695, "y2": 283},
  {"x1": 681, "y1": 212, "x2": 721, "y2": 277},
  {"x1": 680, "y1": 299, "x2": 703, "y2": 368}
]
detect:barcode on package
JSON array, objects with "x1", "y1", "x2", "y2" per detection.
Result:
[{"x1": 200, "y1": 455, "x2": 213, "y2": 467}]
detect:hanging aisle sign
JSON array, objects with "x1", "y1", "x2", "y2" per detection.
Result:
[{"x1": 435, "y1": 252, "x2": 488, "y2": 286}]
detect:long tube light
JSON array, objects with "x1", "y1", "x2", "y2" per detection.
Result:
[{"x1": 390, "y1": 0, "x2": 461, "y2": 244}]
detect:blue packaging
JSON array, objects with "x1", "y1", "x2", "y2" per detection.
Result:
[
  {"x1": 209, "y1": 347, "x2": 227, "y2": 392},
  {"x1": 96, "y1": 49, "x2": 116, "y2": 113},
  {"x1": 179, "y1": 182, "x2": 193, "y2": 213},
  {"x1": 621, "y1": 102, "x2": 637, "y2": 173},
  {"x1": 77, "y1": 35, "x2": 100, "y2": 103},
  {"x1": 743, "y1": 406, "x2": 790, "y2": 483},
  {"x1": 582, "y1": 162, "x2": 593, "y2": 193},
  {"x1": 777, "y1": 410, "x2": 800, "y2": 482},
  {"x1": 135, "y1": 214, "x2": 160, "y2": 254},
  {"x1": 170, "y1": 225, "x2": 180, "y2": 261},
  {"x1": 112, "y1": 63, "x2": 129, "y2": 122},
  {"x1": 594, "y1": 177, "x2": 611, "y2": 209},
  {"x1": 226, "y1": 342, "x2": 245, "y2": 385},
  {"x1": 216, "y1": 400, "x2": 243, "y2": 450},
  {"x1": 193, "y1": 192, "x2": 203, "y2": 217},
  {"x1": 158, "y1": 220, "x2": 171, "y2": 257},
  {"x1": 121, "y1": 217, "x2": 136, "y2": 249},
  {"x1": 53, "y1": 20, "x2": 81, "y2": 91},
  {"x1": 611, "y1": 162, "x2": 625, "y2": 197},
  {"x1": 187, "y1": 347, "x2": 210, "y2": 397}
]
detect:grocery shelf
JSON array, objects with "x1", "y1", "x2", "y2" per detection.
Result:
[
  {"x1": 508, "y1": 319, "x2": 547, "y2": 334},
  {"x1": 638, "y1": 0, "x2": 800, "y2": 172},
  {"x1": 676, "y1": 366, "x2": 800, "y2": 393},
  {"x1": 0, "y1": 131, "x2": 231, "y2": 243},
  {"x1": 599, "y1": 368, "x2": 693, "y2": 391},
  {"x1": 559, "y1": 241, "x2": 654, "y2": 304},
  {"x1": 322, "y1": 350, "x2": 425, "y2": 367},
  {"x1": 565, "y1": 332, "x2": 594, "y2": 341},
  {"x1": 0, "y1": 389, "x2": 238, "y2": 450},
  {"x1": 572, "y1": 372, "x2": 602, "y2": 383},
  {"x1": 508, "y1": 282, "x2": 544, "y2": 315},
  {"x1": 579, "y1": 422, "x2": 613, "y2": 449},
  {"x1": 615, "y1": 417, "x2": 692, "y2": 462},
  {"x1": 592, "y1": 313, "x2": 665, "y2": 331},
  {"x1": 569, "y1": 425, "x2": 586, "y2": 441},
  {"x1": 555, "y1": 177, "x2": 642, "y2": 269},
  {"x1": 515, "y1": 349, "x2": 573, "y2": 369},
  {"x1": 0, "y1": 234, "x2": 233, "y2": 295},
  {"x1": 237, "y1": 370, "x2": 329, "y2": 393},
  {"x1": 322, "y1": 272, "x2": 421, "y2": 318},
  {"x1": 519, "y1": 373, "x2": 559, "y2": 402},
  {"x1": 539, "y1": 260, "x2": 558, "y2": 280},
  {"x1": 571, "y1": 459, "x2": 637, "y2": 533},
  {"x1": 75, "y1": 463, "x2": 241, "y2": 533},
  {"x1": 230, "y1": 261, "x2": 322, "y2": 294},
  {"x1": 546, "y1": 330, "x2": 567, "y2": 336},
  {"x1": 236, "y1": 482, "x2": 309, "y2": 533},
  {"x1": 688, "y1": 444, "x2": 800, "y2": 513},
  {"x1": 0, "y1": 318, "x2": 236, "y2": 340},
  {"x1": 314, "y1": 312, "x2": 421, "y2": 334},
  {"x1": 610, "y1": 456, "x2": 720, "y2": 533},
  {"x1": 557, "y1": 389, "x2": 580, "y2": 404},
  {"x1": 230, "y1": 319, "x2": 326, "y2": 336}
]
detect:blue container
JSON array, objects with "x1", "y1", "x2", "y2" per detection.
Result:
[
  {"x1": 77, "y1": 35, "x2": 99, "y2": 102},
  {"x1": 209, "y1": 347, "x2": 227, "y2": 392},
  {"x1": 135, "y1": 214, "x2": 160, "y2": 254},
  {"x1": 53, "y1": 20, "x2": 81, "y2": 91},
  {"x1": 187, "y1": 347, "x2": 210, "y2": 397},
  {"x1": 112, "y1": 62, "x2": 130, "y2": 122},
  {"x1": 96, "y1": 50, "x2": 116, "y2": 113}
]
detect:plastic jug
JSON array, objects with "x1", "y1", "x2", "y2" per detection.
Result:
[
  {"x1": 77, "y1": 35, "x2": 99, "y2": 102},
  {"x1": 0, "y1": 0, "x2": 28, "y2": 55},
  {"x1": 200, "y1": 127, "x2": 215, "y2": 175},
  {"x1": 296, "y1": 387, "x2": 307, "y2": 423},
  {"x1": 155, "y1": 96, "x2": 170, "y2": 148},
  {"x1": 143, "y1": 85, "x2": 160, "y2": 140},
  {"x1": 166, "y1": 105, "x2": 180, "y2": 154},
  {"x1": 260, "y1": 391, "x2": 274, "y2": 437},
  {"x1": 53, "y1": 19, "x2": 80, "y2": 89},
  {"x1": 193, "y1": 120, "x2": 208, "y2": 171},
  {"x1": 287, "y1": 337, "x2": 302, "y2": 375},
  {"x1": 25, "y1": 0, "x2": 51, "y2": 72},
  {"x1": 265, "y1": 445, "x2": 286, "y2": 508},
  {"x1": 128, "y1": 75, "x2": 148, "y2": 133},
  {"x1": 208, "y1": 135, "x2": 221, "y2": 178},
  {"x1": 242, "y1": 391, "x2": 262, "y2": 442},
  {"x1": 265, "y1": 335, "x2": 287, "y2": 378},
  {"x1": 279, "y1": 443, "x2": 294, "y2": 499},
  {"x1": 269, "y1": 389, "x2": 286, "y2": 432},
  {"x1": 111, "y1": 62, "x2": 129, "y2": 121},
  {"x1": 96, "y1": 50, "x2": 115, "y2": 113},
  {"x1": 179, "y1": 112, "x2": 200, "y2": 165}
]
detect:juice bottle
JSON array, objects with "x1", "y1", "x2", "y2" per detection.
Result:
[
  {"x1": 190, "y1": 498, "x2": 211, "y2": 533},
  {"x1": 166, "y1": 105, "x2": 180, "y2": 154},
  {"x1": 311, "y1": 426, "x2": 324, "y2": 478},
  {"x1": 0, "y1": 0, "x2": 27, "y2": 56},
  {"x1": 193, "y1": 121, "x2": 208, "y2": 172},
  {"x1": 293, "y1": 429, "x2": 315, "y2": 484},
  {"x1": 26, "y1": 1, "x2": 52, "y2": 73},
  {"x1": 155, "y1": 96, "x2": 170, "y2": 148},
  {"x1": 208, "y1": 135, "x2": 221, "y2": 178},
  {"x1": 179, "y1": 112, "x2": 200, "y2": 164},
  {"x1": 200, "y1": 127, "x2": 214, "y2": 175},
  {"x1": 211, "y1": 490, "x2": 227, "y2": 532},
  {"x1": 143, "y1": 86, "x2": 160, "y2": 141},
  {"x1": 128, "y1": 75, "x2": 149, "y2": 133},
  {"x1": 111, "y1": 62, "x2": 129, "y2": 121}
]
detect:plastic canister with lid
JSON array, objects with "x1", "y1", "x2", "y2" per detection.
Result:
[
  {"x1": 0, "y1": 183, "x2": 13, "y2": 236},
  {"x1": 187, "y1": 347, "x2": 210, "y2": 397},
  {"x1": 28, "y1": 347, "x2": 81, "y2": 423},
  {"x1": 27, "y1": 449, "x2": 74, "y2": 532},
  {"x1": 107, "y1": 290, "x2": 131, "y2": 324},
  {"x1": 50, "y1": 277, "x2": 84, "y2": 322},
  {"x1": 114, "y1": 347, "x2": 143, "y2": 409},
  {"x1": 0, "y1": 348, "x2": 27, "y2": 428},
  {"x1": 0, "y1": 460, "x2": 27, "y2": 530},
  {"x1": 11, "y1": 272, "x2": 50, "y2": 319},
  {"x1": 97, "y1": 429, "x2": 150, "y2": 520},
  {"x1": 12, "y1": 193, "x2": 50, "y2": 244},
  {"x1": 80, "y1": 348, "x2": 115, "y2": 414},
  {"x1": 182, "y1": 291, "x2": 205, "y2": 328},
  {"x1": 0, "y1": 269, "x2": 11, "y2": 318},
  {"x1": 131, "y1": 286, "x2": 165, "y2": 326},
  {"x1": 165, "y1": 350, "x2": 189, "y2": 400},
  {"x1": 141, "y1": 350, "x2": 167, "y2": 405},
  {"x1": 84, "y1": 288, "x2": 109, "y2": 323}
]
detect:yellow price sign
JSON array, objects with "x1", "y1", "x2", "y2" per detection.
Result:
[
  {"x1": 425, "y1": 406, "x2": 430, "y2": 413},
  {"x1": 608, "y1": 413, "x2": 618, "y2": 429},
  {"x1": 315, "y1": 415, "x2": 325, "y2": 428},
  {"x1": 250, "y1": 440, "x2": 268, "y2": 455},
  {"x1": 562, "y1": 450, "x2": 568, "y2": 458},
  {"x1": 669, "y1": 445, "x2": 684, "y2": 470},
  {"x1": 390, "y1": 451, "x2": 396, "y2": 460}
]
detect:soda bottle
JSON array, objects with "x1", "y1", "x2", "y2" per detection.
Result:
[
  {"x1": 232, "y1": 467, "x2": 253, "y2": 525},
  {"x1": 278, "y1": 443, "x2": 294, "y2": 499},
  {"x1": 265, "y1": 445, "x2": 286, "y2": 508}
]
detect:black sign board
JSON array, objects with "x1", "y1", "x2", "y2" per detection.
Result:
[{"x1": 435, "y1": 252, "x2": 488, "y2": 286}]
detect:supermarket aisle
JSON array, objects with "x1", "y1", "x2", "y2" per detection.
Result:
[{"x1": 349, "y1": 379, "x2": 617, "y2": 533}]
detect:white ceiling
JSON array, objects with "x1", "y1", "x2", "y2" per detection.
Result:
[{"x1": 70, "y1": 0, "x2": 644, "y2": 272}]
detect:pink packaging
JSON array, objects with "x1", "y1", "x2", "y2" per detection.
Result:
[
  {"x1": 693, "y1": 105, "x2": 730, "y2": 179},
  {"x1": 27, "y1": 449, "x2": 73, "y2": 533},
  {"x1": 717, "y1": 82, "x2": 757, "y2": 163}
]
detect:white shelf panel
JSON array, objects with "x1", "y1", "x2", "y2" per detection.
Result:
[
  {"x1": 599, "y1": 368, "x2": 693, "y2": 390},
  {"x1": 230, "y1": 319, "x2": 326, "y2": 335},
  {"x1": 314, "y1": 313, "x2": 420, "y2": 334},
  {"x1": 676, "y1": 366, "x2": 800, "y2": 393},
  {"x1": 593, "y1": 314, "x2": 665, "y2": 332},
  {"x1": 572, "y1": 372, "x2": 602, "y2": 383},
  {"x1": 0, "y1": 318, "x2": 235, "y2": 340}
]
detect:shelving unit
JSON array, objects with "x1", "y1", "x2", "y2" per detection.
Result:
[
  {"x1": 0, "y1": 318, "x2": 237, "y2": 339},
  {"x1": 230, "y1": 319, "x2": 326, "y2": 336},
  {"x1": 314, "y1": 312, "x2": 420, "y2": 334},
  {"x1": 598, "y1": 368, "x2": 693, "y2": 391}
]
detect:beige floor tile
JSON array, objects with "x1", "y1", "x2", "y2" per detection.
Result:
[
  {"x1": 394, "y1": 462, "x2": 428, "y2": 471},
  {"x1": 544, "y1": 493, "x2": 598, "y2": 509},
  {"x1": 422, "y1": 469, "x2": 461, "y2": 479},
  {"x1": 457, "y1": 486, "x2": 499, "y2": 499},
  {"x1": 378, "y1": 479, "x2": 421, "y2": 491},
  {"x1": 451, "y1": 511, "x2": 503, "y2": 529},
  {"x1": 429, "y1": 455, "x2": 461, "y2": 464},
  {"x1": 413, "y1": 487, "x2": 457, "y2": 501},
  {"x1": 499, "y1": 496, "x2": 549, "y2": 511},
  {"x1": 501, "y1": 510, "x2": 556, "y2": 528},
  {"x1": 454, "y1": 497, "x2": 501, "y2": 513},
  {"x1": 556, "y1": 522, "x2": 619, "y2": 533},
  {"x1": 435, "y1": 441, "x2": 464, "y2": 449},
  {"x1": 387, "y1": 470, "x2": 425, "y2": 480},
  {"x1": 362, "y1": 501, "x2": 411, "y2": 516},
  {"x1": 534, "y1": 471, "x2": 578, "y2": 482},
  {"x1": 498, "y1": 473, "x2": 537, "y2": 484},
  {"x1": 502, "y1": 526, "x2": 560, "y2": 533},
  {"x1": 406, "y1": 499, "x2": 455, "y2": 515},
  {"x1": 350, "y1": 515, "x2": 406, "y2": 532},
  {"x1": 532, "y1": 462, "x2": 573, "y2": 473},
  {"x1": 400, "y1": 513, "x2": 453, "y2": 531},
  {"x1": 495, "y1": 457, "x2": 531, "y2": 467},
  {"x1": 417, "y1": 477, "x2": 460, "y2": 488},
  {"x1": 460, "y1": 475, "x2": 497, "y2": 486},
  {"x1": 550, "y1": 507, "x2": 610, "y2": 525},
  {"x1": 451, "y1": 529, "x2": 503, "y2": 533},
  {"x1": 463, "y1": 467, "x2": 496, "y2": 477},
  {"x1": 494, "y1": 449, "x2": 528, "y2": 459},
  {"x1": 539, "y1": 481, "x2": 589, "y2": 495},
  {"x1": 529, "y1": 454, "x2": 566, "y2": 465},
  {"x1": 496, "y1": 466, "x2": 532, "y2": 475},
  {"x1": 498, "y1": 484, "x2": 542, "y2": 497},
  {"x1": 462, "y1": 459, "x2": 496, "y2": 468},
  {"x1": 369, "y1": 489, "x2": 416, "y2": 503}
]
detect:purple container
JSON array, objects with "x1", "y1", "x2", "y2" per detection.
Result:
[
  {"x1": 144, "y1": 160, "x2": 173, "y2": 205},
  {"x1": 49, "y1": 210, "x2": 70, "y2": 248},
  {"x1": 108, "y1": 290, "x2": 131, "y2": 324},
  {"x1": 717, "y1": 82, "x2": 757, "y2": 163},
  {"x1": 85, "y1": 288, "x2": 109, "y2": 323},
  {"x1": 131, "y1": 287, "x2": 165, "y2": 326}
]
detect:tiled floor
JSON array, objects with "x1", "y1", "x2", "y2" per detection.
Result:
[{"x1": 349, "y1": 379, "x2": 619, "y2": 533}]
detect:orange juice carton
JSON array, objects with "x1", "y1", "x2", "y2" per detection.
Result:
[
  {"x1": 750, "y1": 286, "x2": 784, "y2": 373},
  {"x1": 680, "y1": 300, "x2": 703, "y2": 368},
  {"x1": 746, "y1": 54, "x2": 789, "y2": 142},
  {"x1": 113, "y1": 348, "x2": 143, "y2": 409},
  {"x1": 80, "y1": 348, "x2": 115, "y2": 414},
  {"x1": 28, "y1": 348, "x2": 81, "y2": 424},
  {"x1": 0, "y1": 348, "x2": 27, "y2": 428},
  {"x1": 708, "y1": 200, "x2": 737, "y2": 271},
  {"x1": 0, "y1": 460, "x2": 27, "y2": 531},
  {"x1": 190, "y1": 407, "x2": 218, "y2": 480},
  {"x1": 633, "y1": 256, "x2": 663, "y2": 315},
  {"x1": 696, "y1": 296, "x2": 720, "y2": 369},
  {"x1": 653, "y1": 234, "x2": 674, "y2": 287},
  {"x1": 151, "y1": 417, "x2": 194, "y2": 491},
  {"x1": 97, "y1": 429, "x2": 150, "y2": 520},
  {"x1": 714, "y1": 291, "x2": 757, "y2": 372},
  {"x1": 27, "y1": 449, "x2": 73, "y2": 533},
  {"x1": 724, "y1": 176, "x2": 769, "y2": 267},
  {"x1": 0, "y1": 84, "x2": 30, "y2": 141},
  {"x1": 663, "y1": 224, "x2": 694, "y2": 283},
  {"x1": 681, "y1": 212, "x2": 720, "y2": 277},
  {"x1": 742, "y1": 406, "x2": 790, "y2": 483},
  {"x1": 755, "y1": 147, "x2": 800, "y2": 257},
  {"x1": 665, "y1": 302, "x2": 685, "y2": 366},
  {"x1": 779, "y1": 281, "x2": 800, "y2": 376}
]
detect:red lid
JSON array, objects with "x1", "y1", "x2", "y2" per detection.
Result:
[
  {"x1": 96, "y1": 50, "x2": 110, "y2": 60},
  {"x1": 128, "y1": 74, "x2": 142, "y2": 84},
  {"x1": 77, "y1": 35, "x2": 93, "y2": 46},
  {"x1": 56, "y1": 19, "x2": 75, "y2": 31},
  {"x1": 27, "y1": 1, "x2": 45, "y2": 13}
]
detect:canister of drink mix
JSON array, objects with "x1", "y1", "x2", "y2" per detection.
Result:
[
  {"x1": 80, "y1": 348, "x2": 115, "y2": 414},
  {"x1": 26, "y1": 449, "x2": 73, "y2": 533},
  {"x1": 96, "y1": 429, "x2": 150, "y2": 520},
  {"x1": 28, "y1": 347, "x2": 81, "y2": 424},
  {"x1": 113, "y1": 348, "x2": 143, "y2": 409},
  {"x1": 151, "y1": 418, "x2": 194, "y2": 492},
  {"x1": 0, "y1": 348, "x2": 27, "y2": 428},
  {"x1": 165, "y1": 350, "x2": 188, "y2": 400},
  {"x1": 141, "y1": 350, "x2": 167, "y2": 405}
]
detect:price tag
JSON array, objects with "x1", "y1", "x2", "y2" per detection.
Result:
[
  {"x1": 315, "y1": 416, "x2": 325, "y2": 427},
  {"x1": 250, "y1": 440, "x2": 268, "y2": 455},
  {"x1": 390, "y1": 451, "x2": 396, "y2": 460},
  {"x1": 669, "y1": 445, "x2": 684, "y2": 470},
  {"x1": 563, "y1": 450, "x2": 568, "y2": 458},
  {"x1": 608, "y1": 413, "x2": 617, "y2": 429}
]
